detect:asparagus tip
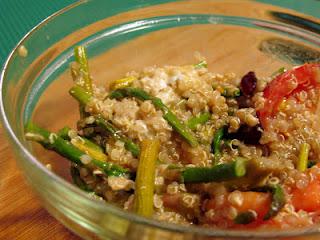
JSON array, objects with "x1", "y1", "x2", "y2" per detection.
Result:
[{"x1": 234, "y1": 157, "x2": 247, "y2": 177}]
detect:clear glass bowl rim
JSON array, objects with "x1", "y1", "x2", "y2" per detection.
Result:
[{"x1": 1, "y1": 1, "x2": 320, "y2": 238}]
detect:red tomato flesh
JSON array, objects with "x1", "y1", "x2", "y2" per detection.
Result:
[
  {"x1": 235, "y1": 191, "x2": 271, "y2": 219},
  {"x1": 291, "y1": 180, "x2": 320, "y2": 212},
  {"x1": 162, "y1": 193, "x2": 182, "y2": 210},
  {"x1": 258, "y1": 63, "x2": 320, "y2": 128}
]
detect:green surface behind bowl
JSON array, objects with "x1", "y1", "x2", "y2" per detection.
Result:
[{"x1": 0, "y1": 0, "x2": 319, "y2": 67}]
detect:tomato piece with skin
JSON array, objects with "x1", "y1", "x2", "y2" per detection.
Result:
[
  {"x1": 204, "y1": 191, "x2": 271, "y2": 226},
  {"x1": 162, "y1": 193, "x2": 182, "y2": 210},
  {"x1": 231, "y1": 191, "x2": 271, "y2": 220},
  {"x1": 258, "y1": 63, "x2": 320, "y2": 128},
  {"x1": 291, "y1": 165, "x2": 320, "y2": 213},
  {"x1": 291, "y1": 180, "x2": 320, "y2": 212}
]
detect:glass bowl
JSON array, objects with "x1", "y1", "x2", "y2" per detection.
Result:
[{"x1": 1, "y1": 1, "x2": 320, "y2": 239}]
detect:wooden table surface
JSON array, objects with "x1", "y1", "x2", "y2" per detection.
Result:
[{"x1": 0, "y1": 126, "x2": 81, "y2": 240}]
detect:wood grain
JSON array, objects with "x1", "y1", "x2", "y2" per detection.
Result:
[{"x1": 0, "y1": 126, "x2": 80, "y2": 240}]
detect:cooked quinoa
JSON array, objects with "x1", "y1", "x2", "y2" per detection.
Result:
[{"x1": 26, "y1": 47, "x2": 320, "y2": 230}]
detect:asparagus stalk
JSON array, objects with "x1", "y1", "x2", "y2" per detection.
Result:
[
  {"x1": 110, "y1": 76, "x2": 137, "y2": 90},
  {"x1": 63, "y1": 128, "x2": 103, "y2": 153},
  {"x1": 134, "y1": 139, "x2": 160, "y2": 217},
  {"x1": 221, "y1": 88, "x2": 241, "y2": 98},
  {"x1": 57, "y1": 126, "x2": 106, "y2": 162},
  {"x1": 194, "y1": 60, "x2": 208, "y2": 69},
  {"x1": 212, "y1": 127, "x2": 225, "y2": 154},
  {"x1": 182, "y1": 157, "x2": 246, "y2": 183},
  {"x1": 297, "y1": 142, "x2": 310, "y2": 172},
  {"x1": 263, "y1": 185, "x2": 286, "y2": 220},
  {"x1": 109, "y1": 87, "x2": 198, "y2": 147},
  {"x1": 109, "y1": 87, "x2": 151, "y2": 101},
  {"x1": 69, "y1": 85, "x2": 92, "y2": 106},
  {"x1": 72, "y1": 137, "x2": 107, "y2": 162},
  {"x1": 162, "y1": 110, "x2": 198, "y2": 147},
  {"x1": 74, "y1": 46, "x2": 93, "y2": 95},
  {"x1": 72, "y1": 46, "x2": 93, "y2": 118},
  {"x1": 187, "y1": 112, "x2": 211, "y2": 130},
  {"x1": 25, "y1": 123, "x2": 128, "y2": 177},
  {"x1": 95, "y1": 116, "x2": 140, "y2": 157},
  {"x1": 57, "y1": 126, "x2": 73, "y2": 140},
  {"x1": 69, "y1": 86, "x2": 141, "y2": 157},
  {"x1": 211, "y1": 127, "x2": 225, "y2": 162}
]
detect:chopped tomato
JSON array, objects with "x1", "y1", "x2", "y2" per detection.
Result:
[
  {"x1": 162, "y1": 193, "x2": 182, "y2": 210},
  {"x1": 291, "y1": 180, "x2": 320, "y2": 212},
  {"x1": 291, "y1": 165, "x2": 320, "y2": 212},
  {"x1": 204, "y1": 191, "x2": 271, "y2": 220},
  {"x1": 258, "y1": 63, "x2": 320, "y2": 128},
  {"x1": 203, "y1": 191, "x2": 271, "y2": 227},
  {"x1": 233, "y1": 191, "x2": 271, "y2": 219}
]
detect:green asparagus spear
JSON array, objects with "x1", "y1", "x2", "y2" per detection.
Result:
[
  {"x1": 134, "y1": 139, "x2": 160, "y2": 217},
  {"x1": 25, "y1": 122, "x2": 128, "y2": 177},
  {"x1": 194, "y1": 60, "x2": 208, "y2": 69},
  {"x1": 234, "y1": 211, "x2": 256, "y2": 225},
  {"x1": 57, "y1": 126, "x2": 72, "y2": 139},
  {"x1": 69, "y1": 86, "x2": 140, "y2": 157},
  {"x1": 58, "y1": 126, "x2": 105, "y2": 155},
  {"x1": 109, "y1": 87, "x2": 151, "y2": 101},
  {"x1": 187, "y1": 112, "x2": 211, "y2": 130},
  {"x1": 211, "y1": 127, "x2": 225, "y2": 162},
  {"x1": 297, "y1": 142, "x2": 310, "y2": 172},
  {"x1": 69, "y1": 85, "x2": 92, "y2": 106},
  {"x1": 263, "y1": 185, "x2": 286, "y2": 220},
  {"x1": 221, "y1": 88, "x2": 241, "y2": 98},
  {"x1": 110, "y1": 76, "x2": 137, "y2": 90},
  {"x1": 74, "y1": 46, "x2": 93, "y2": 95},
  {"x1": 182, "y1": 157, "x2": 246, "y2": 183},
  {"x1": 109, "y1": 88, "x2": 198, "y2": 147},
  {"x1": 162, "y1": 110, "x2": 198, "y2": 147},
  {"x1": 95, "y1": 116, "x2": 140, "y2": 157},
  {"x1": 73, "y1": 137, "x2": 108, "y2": 162}
]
